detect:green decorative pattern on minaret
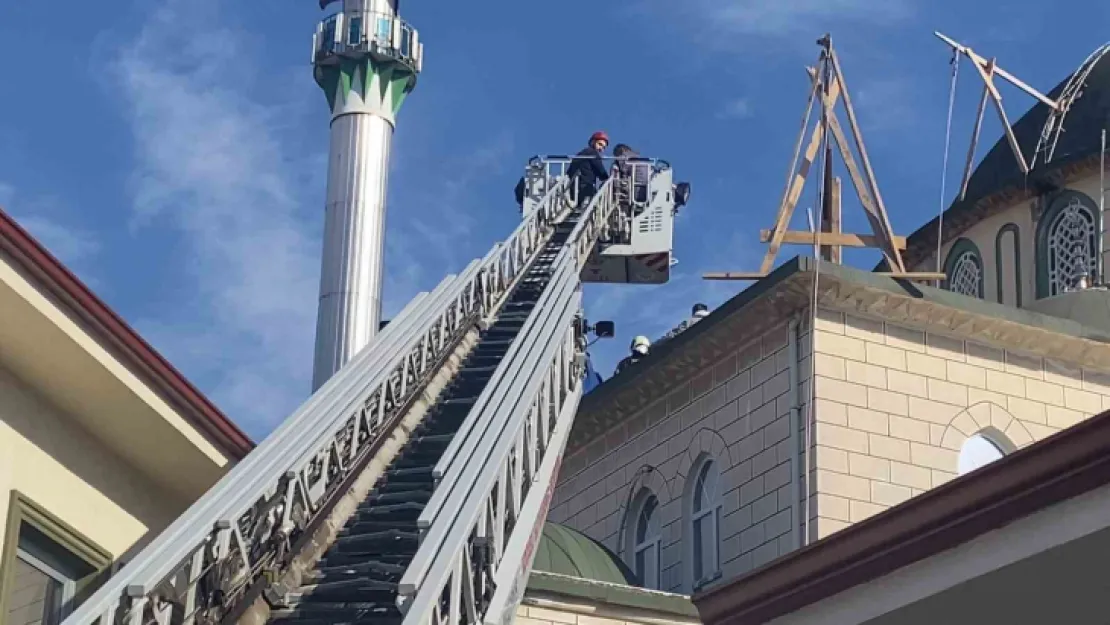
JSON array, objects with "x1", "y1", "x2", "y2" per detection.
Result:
[{"x1": 313, "y1": 56, "x2": 417, "y2": 119}]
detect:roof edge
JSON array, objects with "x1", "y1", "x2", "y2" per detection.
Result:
[
  {"x1": 579, "y1": 256, "x2": 809, "y2": 413},
  {"x1": 692, "y1": 404, "x2": 1110, "y2": 625},
  {"x1": 526, "y1": 571, "x2": 700, "y2": 619},
  {"x1": 0, "y1": 206, "x2": 254, "y2": 459}
]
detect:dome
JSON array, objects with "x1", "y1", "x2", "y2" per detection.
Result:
[
  {"x1": 896, "y1": 46, "x2": 1110, "y2": 269},
  {"x1": 532, "y1": 523, "x2": 637, "y2": 586}
]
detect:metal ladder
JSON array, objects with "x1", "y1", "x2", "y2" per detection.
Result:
[{"x1": 60, "y1": 170, "x2": 624, "y2": 625}]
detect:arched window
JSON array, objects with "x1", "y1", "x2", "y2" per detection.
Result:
[
  {"x1": 957, "y1": 432, "x2": 1006, "y2": 475},
  {"x1": 994, "y1": 224, "x2": 1022, "y2": 306},
  {"x1": 689, "y1": 459, "x2": 721, "y2": 587},
  {"x1": 628, "y1": 489, "x2": 661, "y2": 589},
  {"x1": 943, "y1": 238, "x2": 985, "y2": 298},
  {"x1": 1037, "y1": 191, "x2": 1098, "y2": 298}
]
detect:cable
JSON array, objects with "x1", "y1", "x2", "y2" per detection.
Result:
[{"x1": 934, "y1": 50, "x2": 960, "y2": 286}]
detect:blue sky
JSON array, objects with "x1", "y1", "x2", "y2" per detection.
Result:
[{"x1": 3, "y1": 0, "x2": 1110, "y2": 440}]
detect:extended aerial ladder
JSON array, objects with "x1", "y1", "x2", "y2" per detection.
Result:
[{"x1": 61, "y1": 157, "x2": 685, "y2": 625}]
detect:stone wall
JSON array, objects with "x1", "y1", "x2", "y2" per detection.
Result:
[
  {"x1": 806, "y1": 308, "x2": 1110, "y2": 540},
  {"x1": 549, "y1": 322, "x2": 801, "y2": 594}
]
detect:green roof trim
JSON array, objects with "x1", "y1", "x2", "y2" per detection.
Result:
[
  {"x1": 532, "y1": 523, "x2": 636, "y2": 586},
  {"x1": 578, "y1": 256, "x2": 807, "y2": 414},
  {"x1": 526, "y1": 572, "x2": 699, "y2": 619},
  {"x1": 574, "y1": 255, "x2": 1110, "y2": 440},
  {"x1": 812, "y1": 257, "x2": 1110, "y2": 343}
]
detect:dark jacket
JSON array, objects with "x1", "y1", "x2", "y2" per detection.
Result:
[
  {"x1": 616, "y1": 150, "x2": 652, "y2": 184},
  {"x1": 514, "y1": 177, "x2": 526, "y2": 206},
  {"x1": 567, "y1": 146, "x2": 609, "y2": 190}
]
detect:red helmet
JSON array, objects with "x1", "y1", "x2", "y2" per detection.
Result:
[{"x1": 589, "y1": 131, "x2": 610, "y2": 145}]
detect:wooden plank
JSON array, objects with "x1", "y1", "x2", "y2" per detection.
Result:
[
  {"x1": 968, "y1": 55, "x2": 1029, "y2": 174},
  {"x1": 821, "y1": 98, "x2": 903, "y2": 269},
  {"x1": 960, "y1": 79, "x2": 991, "y2": 201},
  {"x1": 703, "y1": 270, "x2": 948, "y2": 281},
  {"x1": 703, "y1": 272, "x2": 767, "y2": 281},
  {"x1": 828, "y1": 46, "x2": 906, "y2": 273},
  {"x1": 758, "y1": 230, "x2": 907, "y2": 249},
  {"x1": 830, "y1": 177, "x2": 843, "y2": 263},
  {"x1": 935, "y1": 32, "x2": 1059, "y2": 111},
  {"x1": 760, "y1": 73, "x2": 840, "y2": 275},
  {"x1": 879, "y1": 272, "x2": 948, "y2": 280},
  {"x1": 765, "y1": 57, "x2": 826, "y2": 274}
]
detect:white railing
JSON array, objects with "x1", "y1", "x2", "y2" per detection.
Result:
[
  {"x1": 396, "y1": 181, "x2": 619, "y2": 625},
  {"x1": 61, "y1": 176, "x2": 574, "y2": 625}
]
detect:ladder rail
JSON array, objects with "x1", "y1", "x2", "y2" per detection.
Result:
[
  {"x1": 62, "y1": 178, "x2": 576, "y2": 625},
  {"x1": 61, "y1": 272, "x2": 458, "y2": 625},
  {"x1": 399, "y1": 274, "x2": 584, "y2": 624},
  {"x1": 416, "y1": 258, "x2": 576, "y2": 533},
  {"x1": 399, "y1": 182, "x2": 626, "y2": 621},
  {"x1": 420, "y1": 178, "x2": 617, "y2": 530},
  {"x1": 483, "y1": 378, "x2": 582, "y2": 625}
]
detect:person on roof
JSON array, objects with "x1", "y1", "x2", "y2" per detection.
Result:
[
  {"x1": 584, "y1": 352, "x2": 604, "y2": 393},
  {"x1": 614, "y1": 335, "x2": 650, "y2": 376},
  {"x1": 567, "y1": 131, "x2": 610, "y2": 206},
  {"x1": 612, "y1": 143, "x2": 652, "y2": 207}
]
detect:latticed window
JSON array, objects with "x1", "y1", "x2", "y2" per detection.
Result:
[
  {"x1": 943, "y1": 238, "x2": 984, "y2": 298},
  {"x1": 948, "y1": 251, "x2": 982, "y2": 297},
  {"x1": 1045, "y1": 196, "x2": 1097, "y2": 296}
]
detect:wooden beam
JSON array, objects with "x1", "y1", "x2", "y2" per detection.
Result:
[
  {"x1": 758, "y1": 230, "x2": 907, "y2": 249},
  {"x1": 819, "y1": 93, "x2": 904, "y2": 269},
  {"x1": 968, "y1": 56, "x2": 1030, "y2": 174},
  {"x1": 827, "y1": 44, "x2": 906, "y2": 273},
  {"x1": 881, "y1": 272, "x2": 948, "y2": 280},
  {"x1": 935, "y1": 32, "x2": 1060, "y2": 111},
  {"x1": 760, "y1": 69, "x2": 841, "y2": 275},
  {"x1": 703, "y1": 272, "x2": 767, "y2": 281},
  {"x1": 702, "y1": 270, "x2": 948, "y2": 281},
  {"x1": 960, "y1": 75, "x2": 991, "y2": 201},
  {"x1": 830, "y1": 177, "x2": 843, "y2": 263}
]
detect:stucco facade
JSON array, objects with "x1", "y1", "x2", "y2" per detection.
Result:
[
  {"x1": 550, "y1": 322, "x2": 802, "y2": 595},
  {"x1": 0, "y1": 363, "x2": 186, "y2": 561},
  {"x1": 0, "y1": 209, "x2": 253, "y2": 623},
  {"x1": 551, "y1": 255, "x2": 1110, "y2": 601},
  {"x1": 806, "y1": 308, "x2": 1110, "y2": 540}
]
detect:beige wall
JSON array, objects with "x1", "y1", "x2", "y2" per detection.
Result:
[
  {"x1": 0, "y1": 362, "x2": 186, "y2": 561},
  {"x1": 550, "y1": 323, "x2": 799, "y2": 594},
  {"x1": 917, "y1": 173, "x2": 1104, "y2": 305},
  {"x1": 806, "y1": 308, "x2": 1110, "y2": 540}
]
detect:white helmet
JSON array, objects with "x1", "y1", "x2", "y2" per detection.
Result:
[{"x1": 631, "y1": 335, "x2": 650, "y2": 355}]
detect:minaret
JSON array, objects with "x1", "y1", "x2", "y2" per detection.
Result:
[{"x1": 310, "y1": 0, "x2": 423, "y2": 391}]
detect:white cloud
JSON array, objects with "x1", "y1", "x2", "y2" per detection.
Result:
[
  {"x1": 109, "y1": 0, "x2": 323, "y2": 437},
  {"x1": 854, "y1": 77, "x2": 916, "y2": 133},
  {"x1": 628, "y1": 0, "x2": 913, "y2": 51},
  {"x1": 0, "y1": 182, "x2": 102, "y2": 283},
  {"x1": 703, "y1": 0, "x2": 911, "y2": 37},
  {"x1": 14, "y1": 214, "x2": 101, "y2": 266},
  {"x1": 717, "y1": 98, "x2": 754, "y2": 120},
  {"x1": 0, "y1": 182, "x2": 14, "y2": 207},
  {"x1": 381, "y1": 132, "x2": 515, "y2": 316}
]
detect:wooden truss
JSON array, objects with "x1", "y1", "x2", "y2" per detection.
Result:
[
  {"x1": 934, "y1": 32, "x2": 1064, "y2": 202},
  {"x1": 704, "y1": 35, "x2": 944, "y2": 283}
]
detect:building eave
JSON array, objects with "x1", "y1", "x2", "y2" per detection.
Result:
[
  {"x1": 525, "y1": 571, "x2": 700, "y2": 621},
  {"x1": 0, "y1": 206, "x2": 254, "y2": 459},
  {"x1": 571, "y1": 256, "x2": 1110, "y2": 458},
  {"x1": 691, "y1": 403, "x2": 1110, "y2": 625}
]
